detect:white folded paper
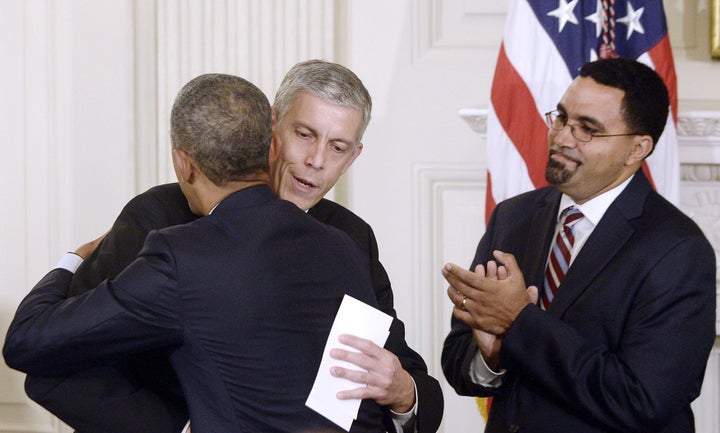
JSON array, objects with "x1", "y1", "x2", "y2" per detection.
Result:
[{"x1": 306, "y1": 294, "x2": 393, "y2": 431}]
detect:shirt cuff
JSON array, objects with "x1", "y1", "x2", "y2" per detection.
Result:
[
  {"x1": 55, "y1": 252, "x2": 84, "y2": 273},
  {"x1": 180, "y1": 421, "x2": 191, "y2": 433},
  {"x1": 469, "y1": 350, "x2": 506, "y2": 388},
  {"x1": 390, "y1": 375, "x2": 418, "y2": 432}
]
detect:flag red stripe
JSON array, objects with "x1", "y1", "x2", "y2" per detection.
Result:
[
  {"x1": 485, "y1": 171, "x2": 496, "y2": 226},
  {"x1": 647, "y1": 35, "x2": 678, "y2": 123},
  {"x1": 491, "y1": 44, "x2": 550, "y2": 190}
]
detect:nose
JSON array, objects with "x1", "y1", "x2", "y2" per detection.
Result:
[
  {"x1": 549, "y1": 124, "x2": 577, "y2": 148},
  {"x1": 304, "y1": 141, "x2": 325, "y2": 169}
]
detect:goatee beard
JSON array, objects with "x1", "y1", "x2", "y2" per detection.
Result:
[{"x1": 545, "y1": 157, "x2": 573, "y2": 185}]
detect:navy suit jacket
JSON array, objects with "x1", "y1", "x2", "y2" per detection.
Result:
[
  {"x1": 442, "y1": 171, "x2": 716, "y2": 433},
  {"x1": 21, "y1": 183, "x2": 442, "y2": 433},
  {"x1": 4, "y1": 185, "x2": 386, "y2": 433}
]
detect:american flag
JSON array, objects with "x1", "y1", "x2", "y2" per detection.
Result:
[{"x1": 485, "y1": 0, "x2": 679, "y2": 224}]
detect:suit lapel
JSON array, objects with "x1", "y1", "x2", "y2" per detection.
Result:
[
  {"x1": 523, "y1": 190, "x2": 561, "y2": 291},
  {"x1": 548, "y1": 172, "x2": 652, "y2": 317}
]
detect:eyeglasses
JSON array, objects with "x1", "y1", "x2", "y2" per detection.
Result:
[{"x1": 545, "y1": 110, "x2": 638, "y2": 143}]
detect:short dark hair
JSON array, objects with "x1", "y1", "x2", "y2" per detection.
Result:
[
  {"x1": 170, "y1": 73, "x2": 272, "y2": 185},
  {"x1": 578, "y1": 58, "x2": 669, "y2": 153}
]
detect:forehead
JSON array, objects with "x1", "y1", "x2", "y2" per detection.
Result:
[
  {"x1": 284, "y1": 92, "x2": 363, "y2": 137},
  {"x1": 560, "y1": 77, "x2": 626, "y2": 122}
]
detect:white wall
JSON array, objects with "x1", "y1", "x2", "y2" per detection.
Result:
[
  {"x1": 1, "y1": 0, "x2": 135, "y2": 430},
  {"x1": 1, "y1": 1, "x2": 719, "y2": 431}
]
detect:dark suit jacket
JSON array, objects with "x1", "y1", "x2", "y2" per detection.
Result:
[
  {"x1": 309, "y1": 199, "x2": 444, "y2": 432},
  {"x1": 442, "y1": 171, "x2": 716, "y2": 433},
  {"x1": 4, "y1": 185, "x2": 386, "y2": 433},
  {"x1": 25, "y1": 183, "x2": 198, "y2": 433},
  {"x1": 23, "y1": 184, "x2": 442, "y2": 433}
]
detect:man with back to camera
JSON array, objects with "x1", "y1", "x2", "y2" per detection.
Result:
[
  {"x1": 22, "y1": 60, "x2": 443, "y2": 433},
  {"x1": 442, "y1": 57, "x2": 716, "y2": 432},
  {"x1": 3, "y1": 72, "x2": 391, "y2": 432}
]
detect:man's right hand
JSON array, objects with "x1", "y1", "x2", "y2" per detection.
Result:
[
  {"x1": 469, "y1": 261, "x2": 506, "y2": 370},
  {"x1": 74, "y1": 229, "x2": 110, "y2": 259}
]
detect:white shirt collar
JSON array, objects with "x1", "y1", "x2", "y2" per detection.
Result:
[{"x1": 557, "y1": 174, "x2": 634, "y2": 226}]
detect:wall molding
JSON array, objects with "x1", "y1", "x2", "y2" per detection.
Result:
[
  {"x1": 412, "y1": 0, "x2": 507, "y2": 61},
  {"x1": 412, "y1": 163, "x2": 486, "y2": 363},
  {"x1": 1, "y1": 2, "x2": 73, "y2": 431},
  {"x1": 135, "y1": 0, "x2": 338, "y2": 191},
  {"x1": 412, "y1": 163, "x2": 487, "y2": 432}
]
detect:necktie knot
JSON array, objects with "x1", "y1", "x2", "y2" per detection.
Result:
[
  {"x1": 561, "y1": 206, "x2": 583, "y2": 227},
  {"x1": 560, "y1": 207, "x2": 584, "y2": 240}
]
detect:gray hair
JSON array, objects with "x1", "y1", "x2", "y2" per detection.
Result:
[
  {"x1": 273, "y1": 59, "x2": 372, "y2": 140},
  {"x1": 170, "y1": 73, "x2": 272, "y2": 185}
]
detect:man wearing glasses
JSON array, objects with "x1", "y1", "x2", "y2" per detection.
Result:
[{"x1": 441, "y1": 58, "x2": 716, "y2": 432}]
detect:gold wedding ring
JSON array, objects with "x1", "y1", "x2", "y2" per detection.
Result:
[{"x1": 461, "y1": 297, "x2": 467, "y2": 311}]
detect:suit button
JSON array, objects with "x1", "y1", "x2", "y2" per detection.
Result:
[{"x1": 509, "y1": 425, "x2": 520, "y2": 433}]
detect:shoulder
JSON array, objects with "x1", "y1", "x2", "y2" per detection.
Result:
[
  {"x1": 120, "y1": 183, "x2": 197, "y2": 227},
  {"x1": 309, "y1": 199, "x2": 372, "y2": 231},
  {"x1": 308, "y1": 199, "x2": 374, "y2": 247},
  {"x1": 494, "y1": 186, "x2": 557, "y2": 215},
  {"x1": 309, "y1": 198, "x2": 364, "y2": 221},
  {"x1": 615, "y1": 173, "x2": 706, "y2": 240},
  {"x1": 126, "y1": 183, "x2": 186, "y2": 210},
  {"x1": 639, "y1": 190, "x2": 709, "y2": 242}
]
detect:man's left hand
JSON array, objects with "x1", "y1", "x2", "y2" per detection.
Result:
[{"x1": 330, "y1": 334, "x2": 416, "y2": 413}]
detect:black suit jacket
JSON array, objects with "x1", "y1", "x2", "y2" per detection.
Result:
[
  {"x1": 309, "y1": 199, "x2": 444, "y2": 432},
  {"x1": 25, "y1": 183, "x2": 198, "y2": 433},
  {"x1": 442, "y1": 171, "x2": 716, "y2": 433},
  {"x1": 23, "y1": 183, "x2": 442, "y2": 432},
  {"x1": 4, "y1": 185, "x2": 386, "y2": 433}
]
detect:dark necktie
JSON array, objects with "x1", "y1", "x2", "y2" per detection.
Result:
[{"x1": 542, "y1": 207, "x2": 584, "y2": 310}]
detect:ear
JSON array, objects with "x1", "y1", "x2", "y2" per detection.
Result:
[
  {"x1": 268, "y1": 109, "x2": 280, "y2": 163},
  {"x1": 269, "y1": 134, "x2": 280, "y2": 163},
  {"x1": 340, "y1": 142, "x2": 364, "y2": 175},
  {"x1": 172, "y1": 148, "x2": 194, "y2": 183},
  {"x1": 626, "y1": 135, "x2": 653, "y2": 165}
]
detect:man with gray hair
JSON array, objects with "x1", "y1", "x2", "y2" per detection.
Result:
[
  {"x1": 20, "y1": 60, "x2": 443, "y2": 432},
  {"x1": 4, "y1": 72, "x2": 386, "y2": 432}
]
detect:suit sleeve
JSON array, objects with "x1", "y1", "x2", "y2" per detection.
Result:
[
  {"x1": 308, "y1": 200, "x2": 444, "y2": 432},
  {"x1": 4, "y1": 232, "x2": 183, "y2": 375},
  {"x1": 25, "y1": 186, "x2": 192, "y2": 433},
  {"x1": 4, "y1": 233, "x2": 187, "y2": 433},
  {"x1": 366, "y1": 229, "x2": 444, "y2": 433},
  {"x1": 24, "y1": 366, "x2": 189, "y2": 433}
]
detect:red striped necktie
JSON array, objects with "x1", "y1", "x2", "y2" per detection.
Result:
[{"x1": 542, "y1": 207, "x2": 584, "y2": 310}]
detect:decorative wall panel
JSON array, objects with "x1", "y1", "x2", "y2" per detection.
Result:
[
  {"x1": 413, "y1": 163, "x2": 487, "y2": 432},
  {"x1": 412, "y1": 0, "x2": 508, "y2": 59},
  {"x1": 137, "y1": 0, "x2": 337, "y2": 187}
]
